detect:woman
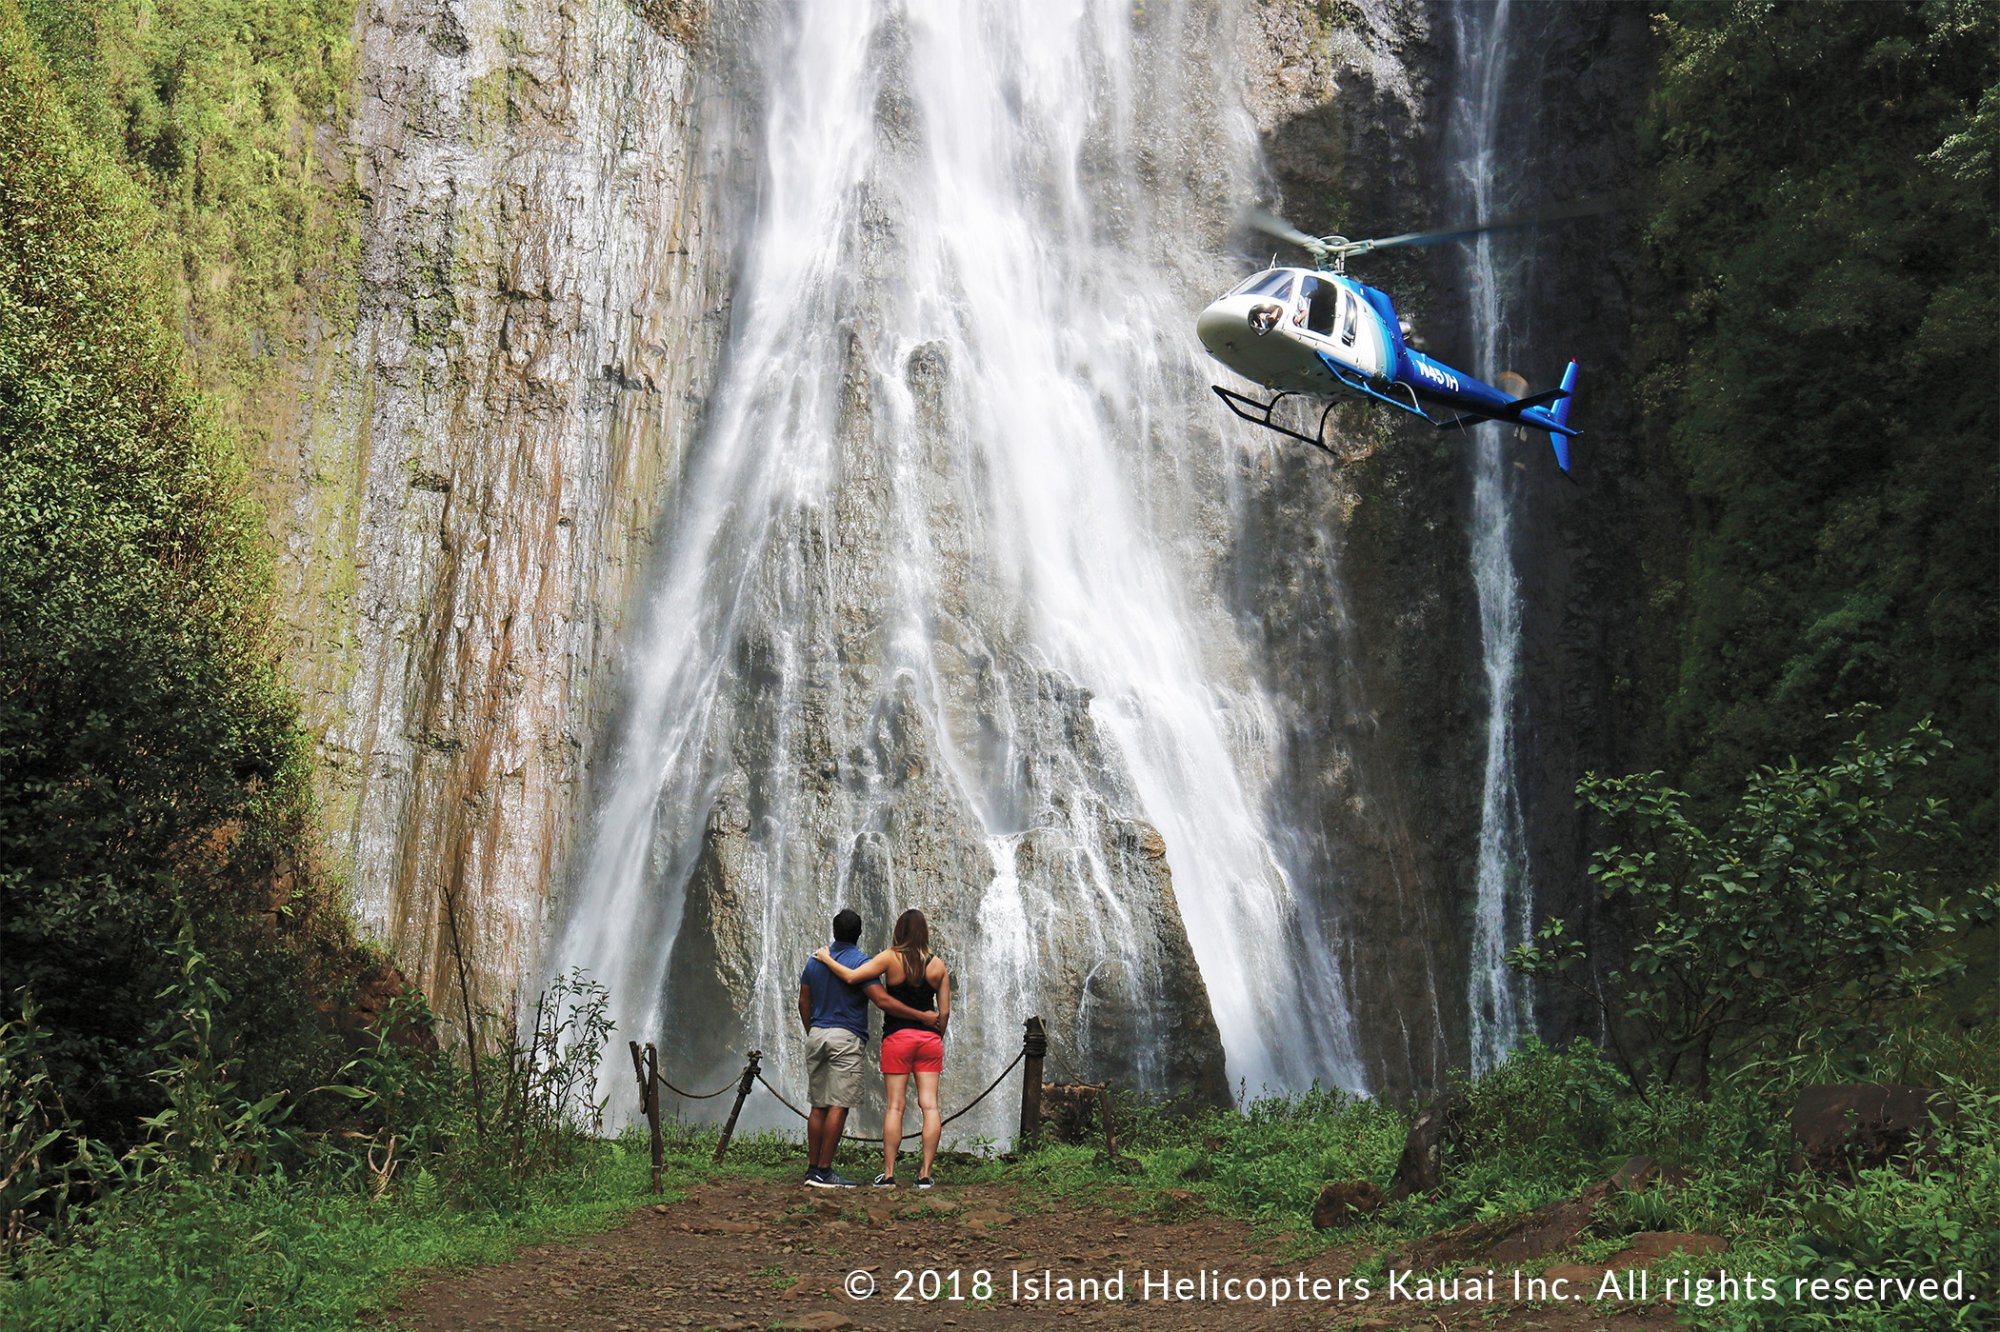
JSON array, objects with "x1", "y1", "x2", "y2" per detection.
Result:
[{"x1": 814, "y1": 909, "x2": 951, "y2": 1187}]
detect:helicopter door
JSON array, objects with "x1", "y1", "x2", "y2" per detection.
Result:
[
  {"x1": 1301, "y1": 278, "x2": 1337, "y2": 336},
  {"x1": 1333, "y1": 288, "x2": 1386, "y2": 378}
]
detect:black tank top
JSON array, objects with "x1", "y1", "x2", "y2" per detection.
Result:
[{"x1": 881, "y1": 953, "x2": 938, "y2": 1037}]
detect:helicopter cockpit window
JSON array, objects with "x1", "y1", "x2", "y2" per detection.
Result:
[
  {"x1": 1233, "y1": 269, "x2": 1296, "y2": 302},
  {"x1": 1339, "y1": 290, "x2": 1360, "y2": 346}
]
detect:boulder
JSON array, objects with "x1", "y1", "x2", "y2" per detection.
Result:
[
  {"x1": 1791, "y1": 1084, "x2": 1954, "y2": 1174},
  {"x1": 1312, "y1": 1180, "x2": 1385, "y2": 1229},
  {"x1": 1398, "y1": 1180, "x2": 1610, "y2": 1272},
  {"x1": 1607, "y1": 1155, "x2": 1658, "y2": 1192},
  {"x1": 339, "y1": 958, "x2": 438, "y2": 1052}
]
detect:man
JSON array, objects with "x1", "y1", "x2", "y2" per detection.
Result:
[{"x1": 799, "y1": 908, "x2": 937, "y2": 1187}]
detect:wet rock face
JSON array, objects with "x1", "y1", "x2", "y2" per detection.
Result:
[
  {"x1": 274, "y1": 0, "x2": 1647, "y2": 1110},
  {"x1": 1226, "y1": 0, "x2": 1649, "y2": 1095},
  {"x1": 557, "y1": 0, "x2": 1282, "y2": 1130},
  {"x1": 1232, "y1": 0, "x2": 1477, "y2": 1099},
  {"x1": 1467, "y1": 1, "x2": 1654, "y2": 1047},
  {"x1": 262, "y1": 0, "x2": 723, "y2": 1028}
]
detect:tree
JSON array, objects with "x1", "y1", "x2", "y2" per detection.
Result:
[
  {"x1": 1639, "y1": 0, "x2": 1998, "y2": 865},
  {"x1": 1512, "y1": 716, "x2": 1996, "y2": 1092}
]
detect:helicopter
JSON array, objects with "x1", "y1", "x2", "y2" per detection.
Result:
[{"x1": 1197, "y1": 209, "x2": 1585, "y2": 473}]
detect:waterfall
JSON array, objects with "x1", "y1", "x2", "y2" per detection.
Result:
[
  {"x1": 1448, "y1": 0, "x2": 1537, "y2": 1073},
  {"x1": 549, "y1": 0, "x2": 1365, "y2": 1141}
]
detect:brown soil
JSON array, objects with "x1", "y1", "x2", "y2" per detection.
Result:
[{"x1": 382, "y1": 1175, "x2": 1684, "y2": 1330}]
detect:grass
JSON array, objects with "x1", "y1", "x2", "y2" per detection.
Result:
[
  {"x1": 9, "y1": 1037, "x2": 1996, "y2": 1330},
  {"x1": 3, "y1": 1140, "x2": 678, "y2": 1330}
]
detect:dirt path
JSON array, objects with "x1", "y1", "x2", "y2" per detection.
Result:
[{"x1": 382, "y1": 1175, "x2": 1682, "y2": 1330}]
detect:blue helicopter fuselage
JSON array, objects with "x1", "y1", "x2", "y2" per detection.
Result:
[{"x1": 1196, "y1": 266, "x2": 1580, "y2": 470}]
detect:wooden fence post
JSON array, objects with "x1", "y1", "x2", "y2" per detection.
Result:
[
  {"x1": 628, "y1": 1040, "x2": 664, "y2": 1194},
  {"x1": 713, "y1": 1049, "x2": 762, "y2": 1164},
  {"x1": 1094, "y1": 1083, "x2": 1119, "y2": 1160},
  {"x1": 1018, "y1": 1015, "x2": 1047, "y2": 1149},
  {"x1": 644, "y1": 1043, "x2": 664, "y2": 1194}
]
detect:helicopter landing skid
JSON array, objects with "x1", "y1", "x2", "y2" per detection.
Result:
[{"x1": 1210, "y1": 385, "x2": 1339, "y2": 455}]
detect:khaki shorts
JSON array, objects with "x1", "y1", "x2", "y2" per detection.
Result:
[{"x1": 806, "y1": 1026, "x2": 867, "y2": 1109}]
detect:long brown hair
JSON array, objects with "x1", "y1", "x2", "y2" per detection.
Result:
[{"x1": 891, "y1": 908, "x2": 932, "y2": 984}]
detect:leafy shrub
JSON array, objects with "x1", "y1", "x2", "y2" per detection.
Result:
[
  {"x1": 1641, "y1": 0, "x2": 1998, "y2": 874},
  {"x1": 1457, "y1": 1037, "x2": 1630, "y2": 1168},
  {"x1": 1696, "y1": 1083, "x2": 1999, "y2": 1331},
  {"x1": 0, "y1": 997, "x2": 98, "y2": 1255},
  {"x1": 1515, "y1": 718, "x2": 1996, "y2": 1091}
]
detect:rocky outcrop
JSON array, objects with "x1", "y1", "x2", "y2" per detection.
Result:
[
  {"x1": 1312, "y1": 1178, "x2": 1385, "y2": 1228},
  {"x1": 262, "y1": 0, "x2": 725, "y2": 1030},
  {"x1": 1790, "y1": 1084, "x2": 1957, "y2": 1175},
  {"x1": 1389, "y1": 1085, "x2": 1466, "y2": 1199}
]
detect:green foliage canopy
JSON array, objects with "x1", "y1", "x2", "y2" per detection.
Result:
[
  {"x1": 1515, "y1": 719, "x2": 1997, "y2": 1090},
  {"x1": 15, "y1": 0, "x2": 354, "y2": 438},
  {"x1": 0, "y1": 3, "x2": 350, "y2": 1141},
  {"x1": 1641, "y1": 0, "x2": 1999, "y2": 862}
]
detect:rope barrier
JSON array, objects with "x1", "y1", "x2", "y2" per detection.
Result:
[
  {"x1": 652, "y1": 1070, "x2": 738, "y2": 1101},
  {"x1": 939, "y1": 1049, "x2": 1026, "y2": 1129},
  {"x1": 751, "y1": 1047, "x2": 1027, "y2": 1144}
]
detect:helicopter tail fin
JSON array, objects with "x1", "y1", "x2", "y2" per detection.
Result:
[{"x1": 1545, "y1": 360, "x2": 1579, "y2": 473}]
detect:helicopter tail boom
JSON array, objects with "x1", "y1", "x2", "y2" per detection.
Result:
[{"x1": 1431, "y1": 359, "x2": 1582, "y2": 473}]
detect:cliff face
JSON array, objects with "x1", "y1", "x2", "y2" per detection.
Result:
[
  {"x1": 1456, "y1": 1, "x2": 1653, "y2": 1045},
  {"x1": 1226, "y1": 0, "x2": 1650, "y2": 1095},
  {"x1": 262, "y1": 0, "x2": 1646, "y2": 1103},
  {"x1": 262, "y1": 0, "x2": 724, "y2": 1028},
  {"x1": 1230, "y1": 0, "x2": 1480, "y2": 1098},
  {"x1": 548, "y1": 0, "x2": 1271, "y2": 1133}
]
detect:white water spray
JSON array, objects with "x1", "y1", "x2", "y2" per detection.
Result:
[
  {"x1": 550, "y1": 0, "x2": 1364, "y2": 1139},
  {"x1": 1449, "y1": 0, "x2": 1537, "y2": 1073}
]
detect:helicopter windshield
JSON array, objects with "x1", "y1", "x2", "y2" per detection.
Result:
[{"x1": 1231, "y1": 269, "x2": 1297, "y2": 302}]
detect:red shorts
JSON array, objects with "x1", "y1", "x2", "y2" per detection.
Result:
[{"x1": 879, "y1": 1027, "x2": 944, "y2": 1074}]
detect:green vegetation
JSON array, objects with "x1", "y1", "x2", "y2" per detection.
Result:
[
  {"x1": 962, "y1": 1041, "x2": 1997, "y2": 1330},
  {"x1": 0, "y1": 1, "x2": 360, "y2": 1142},
  {"x1": 4, "y1": 960, "x2": 658, "y2": 1330},
  {"x1": 15, "y1": 0, "x2": 355, "y2": 441},
  {"x1": 5, "y1": 1144, "x2": 661, "y2": 1330},
  {"x1": 1639, "y1": 0, "x2": 1998, "y2": 876},
  {"x1": 1517, "y1": 717, "x2": 1996, "y2": 1092}
]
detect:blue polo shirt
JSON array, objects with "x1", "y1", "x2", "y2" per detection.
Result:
[{"x1": 800, "y1": 941, "x2": 881, "y2": 1041}]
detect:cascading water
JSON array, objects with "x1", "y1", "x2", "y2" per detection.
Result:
[
  {"x1": 549, "y1": 0, "x2": 1366, "y2": 1141},
  {"x1": 1447, "y1": 0, "x2": 1537, "y2": 1073}
]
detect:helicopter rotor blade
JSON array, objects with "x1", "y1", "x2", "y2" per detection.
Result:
[
  {"x1": 1357, "y1": 197, "x2": 1619, "y2": 252},
  {"x1": 1242, "y1": 208, "x2": 1328, "y2": 253},
  {"x1": 1239, "y1": 197, "x2": 1619, "y2": 261}
]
